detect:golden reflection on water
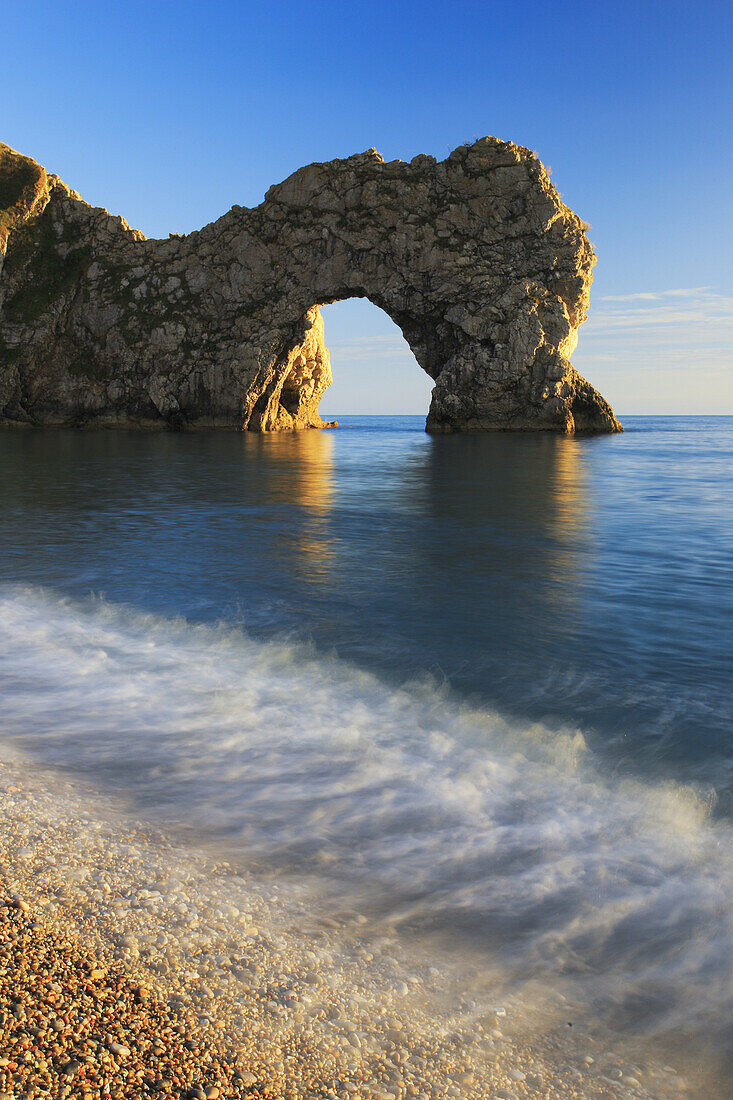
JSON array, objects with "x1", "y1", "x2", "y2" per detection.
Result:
[
  {"x1": 542, "y1": 436, "x2": 589, "y2": 609},
  {"x1": 242, "y1": 429, "x2": 336, "y2": 581},
  {"x1": 425, "y1": 430, "x2": 591, "y2": 621},
  {"x1": 549, "y1": 437, "x2": 587, "y2": 526},
  {"x1": 238, "y1": 426, "x2": 590, "y2": 608}
]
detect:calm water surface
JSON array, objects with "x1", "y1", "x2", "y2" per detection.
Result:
[{"x1": 1, "y1": 415, "x2": 732, "y2": 1065}]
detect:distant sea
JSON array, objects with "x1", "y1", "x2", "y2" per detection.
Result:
[{"x1": 1, "y1": 415, "x2": 732, "y2": 1074}]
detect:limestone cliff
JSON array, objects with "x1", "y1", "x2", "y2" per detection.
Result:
[{"x1": 0, "y1": 138, "x2": 621, "y2": 434}]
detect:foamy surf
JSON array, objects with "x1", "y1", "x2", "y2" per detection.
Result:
[{"x1": 0, "y1": 584, "x2": 730, "y2": 1091}]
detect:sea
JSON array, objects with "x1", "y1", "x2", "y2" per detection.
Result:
[{"x1": 1, "y1": 414, "x2": 732, "y2": 1085}]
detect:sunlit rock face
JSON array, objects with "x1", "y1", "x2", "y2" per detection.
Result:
[{"x1": 0, "y1": 138, "x2": 620, "y2": 433}]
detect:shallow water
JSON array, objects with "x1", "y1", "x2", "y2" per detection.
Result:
[{"x1": 1, "y1": 415, "x2": 732, "y2": 1078}]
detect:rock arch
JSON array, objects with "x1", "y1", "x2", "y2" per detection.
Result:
[{"x1": 0, "y1": 138, "x2": 621, "y2": 433}]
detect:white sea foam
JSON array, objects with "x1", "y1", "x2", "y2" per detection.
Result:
[{"x1": 1, "y1": 583, "x2": 731, "y2": 1065}]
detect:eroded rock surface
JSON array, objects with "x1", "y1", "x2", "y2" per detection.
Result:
[{"x1": 0, "y1": 138, "x2": 620, "y2": 433}]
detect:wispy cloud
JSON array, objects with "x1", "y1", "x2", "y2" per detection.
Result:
[
  {"x1": 597, "y1": 287, "x2": 714, "y2": 303},
  {"x1": 327, "y1": 334, "x2": 411, "y2": 362},
  {"x1": 577, "y1": 287, "x2": 733, "y2": 369},
  {"x1": 325, "y1": 290, "x2": 733, "y2": 380}
]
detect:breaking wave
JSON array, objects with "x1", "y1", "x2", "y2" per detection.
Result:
[{"x1": 1, "y1": 583, "x2": 732, "y2": 1066}]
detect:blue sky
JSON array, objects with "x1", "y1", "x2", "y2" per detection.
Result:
[{"x1": 4, "y1": 0, "x2": 732, "y2": 413}]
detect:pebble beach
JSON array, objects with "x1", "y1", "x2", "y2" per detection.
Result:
[
  {"x1": 1, "y1": 751, "x2": 696, "y2": 1100},
  {"x1": 3, "y1": 1, "x2": 733, "y2": 1096}
]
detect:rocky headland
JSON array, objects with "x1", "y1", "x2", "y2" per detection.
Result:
[{"x1": 0, "y1": 139, "x2": 620, "y2": 434}]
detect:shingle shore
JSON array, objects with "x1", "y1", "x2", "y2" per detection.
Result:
[
  {"x1": 0, "y1": 756, "x2": 693, "y2": 1099},
  {"x1": 0, "y1": 905, "x2": 255, "y2": 1098}
]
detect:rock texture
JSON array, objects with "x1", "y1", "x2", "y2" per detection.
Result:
[{"x1": 0, "y1": 138, "x2": 621, "y2": 433}]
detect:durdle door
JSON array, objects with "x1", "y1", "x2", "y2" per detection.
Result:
[{"x1": 0, "y1": 138, "x2": 621, "y2": 434}]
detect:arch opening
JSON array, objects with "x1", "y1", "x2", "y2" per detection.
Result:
[
  {"x1": 318, "y1": 298, "x2": 434, "y2": 420},
  {"x1": 242, "y1": 295, "x2": 438, "y2": 433}
]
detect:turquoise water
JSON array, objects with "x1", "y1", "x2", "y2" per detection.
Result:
[{"x1": 1, "y1": 415, "x2": 732, "y2": 1069}]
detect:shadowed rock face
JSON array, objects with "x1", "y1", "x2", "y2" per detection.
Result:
[{"x1": 0, "y1": 138, "x2": 621, "y2": 434}]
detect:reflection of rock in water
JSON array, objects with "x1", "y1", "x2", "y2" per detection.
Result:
[
  {"x1": 0, "y1": 138, "x2": 620, "y2": 435},
  {"x1": 422, "y1": 432, "x2": 589, "y2": 621},
  {"x1": 243, "y1": 430, "x2": 336, "y2": 582}
]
